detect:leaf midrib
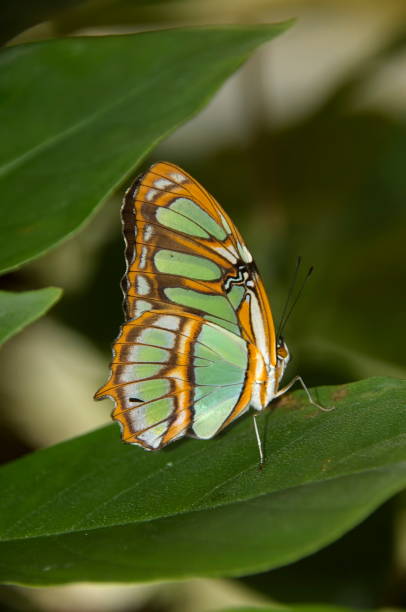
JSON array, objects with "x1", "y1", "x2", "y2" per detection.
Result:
[
  {"x1": 2, "y1": 461, "x2": 405, "y2": 544},
  {"x1": 0, "y1": 64, "x2": 166, "y2": 181},
  {"x1": 188, "y1": 432, "x2": 406, "y2": 510},
  {"x1": 2, "y1": 395, "x2": 404, "y2": 542}
]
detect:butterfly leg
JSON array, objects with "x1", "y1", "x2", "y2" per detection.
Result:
[
  {"x1": 252, "y1": 413, "x2": 265, "y2": 469},
  {"x1": 274, "y1": 376, "x2": 335, "y2": 412}
]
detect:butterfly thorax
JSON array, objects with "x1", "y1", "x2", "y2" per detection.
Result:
[{"x1": 248, "y1": 340, "x2": 290, "y2": 411}]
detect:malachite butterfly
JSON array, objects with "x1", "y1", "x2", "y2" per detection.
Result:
[{"x1": 95, "y1": 161, "x2": 297, "y2": 454}]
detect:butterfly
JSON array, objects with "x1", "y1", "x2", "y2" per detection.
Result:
[{"x1": 95, "y1": 161, "x2": 324, "y2": 462}]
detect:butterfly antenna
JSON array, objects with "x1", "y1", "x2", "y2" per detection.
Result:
[
  {"x1": 276, "y1": 256, "x2": 302, "y2": 340},
  {"x1": 279, "y1": 265, "x2": 314, "y2": 338}
]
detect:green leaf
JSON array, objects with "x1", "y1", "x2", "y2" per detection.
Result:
[
  {"x1": 0, "y1": 377, "x2": 404, "y2": 585},
  {"x1": 0, "y1": 288, "x2": 62, "y2": 346},
  {"x1": 0, "y1": 22, "x2": 292, "y2": 274}
]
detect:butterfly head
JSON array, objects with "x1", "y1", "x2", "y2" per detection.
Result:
[
  {"x1": 274, "y1": 335, "x2": 290, "y2": 387},
  {"x1": 276, "y1": 336, "x2": 289, "y2": 362}
]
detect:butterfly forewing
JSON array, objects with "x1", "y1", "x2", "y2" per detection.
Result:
[{"x1": 95, "y1": 162, "x2": 276, "y2": 449}]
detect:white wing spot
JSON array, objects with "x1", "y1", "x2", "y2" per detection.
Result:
[
  {"x1": 132, "y1": 300, "x2": 151, "y2": 321},
  {"x1": 139, "y1": 246, "x2": 148, "y2": 269},
  {"x1": 144, "y1": 225, "x2": 153, "y2": 241},
  {"x1": 154, "y1": 178, "x2": 172, "y2": 190},
  {"x1": 137, "y1": 276, "x2": 151, "y2": 296},
  {"x1": 146, "y1": 188, "x2": 158, "y2": 201},
  {"x1": 170, "y1": 172, "x2": 187, "y2": 183}
]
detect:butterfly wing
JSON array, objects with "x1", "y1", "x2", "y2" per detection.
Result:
[{"x1": 95, "y1": 162, "x2": 276, "y2": 449}]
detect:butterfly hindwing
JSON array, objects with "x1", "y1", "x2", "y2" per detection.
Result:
[
  {"x1": 96, "y1": 310, "x2": 253, "y2": 449},
  {"x1": 95, "y1": 162, "x2": 274, "y2": 449}
]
